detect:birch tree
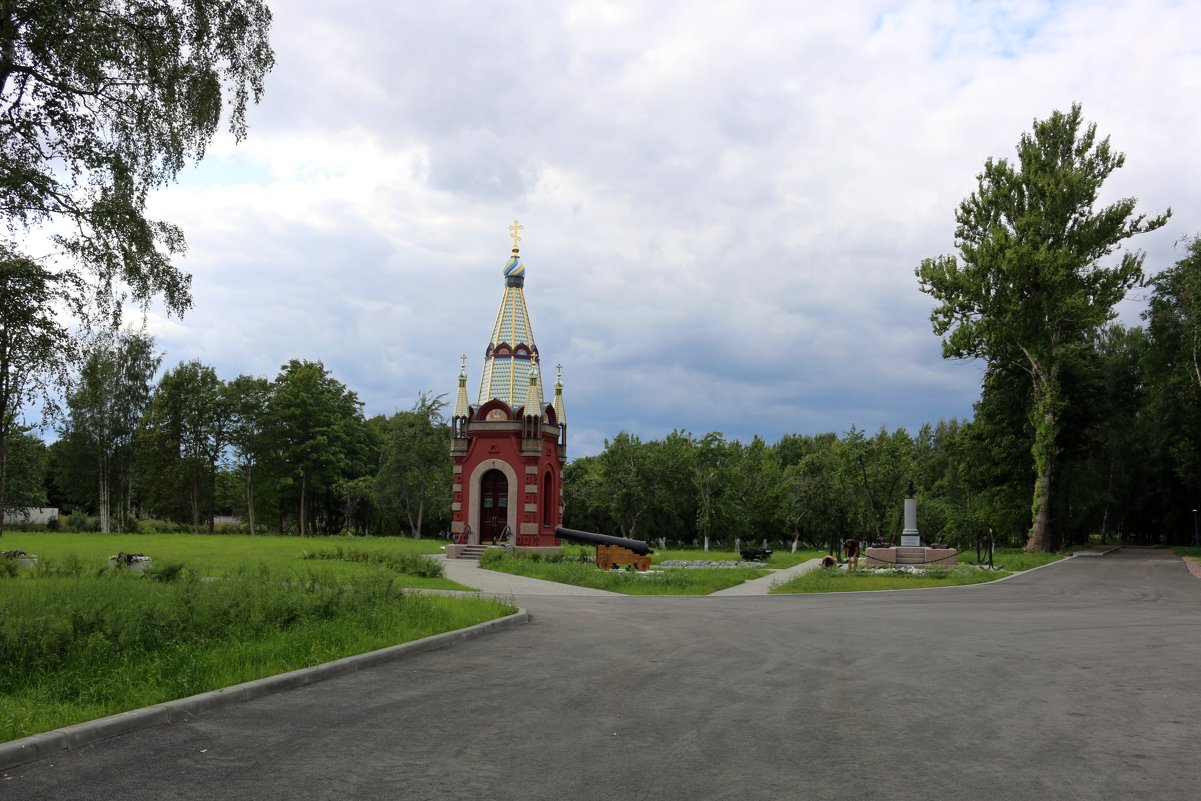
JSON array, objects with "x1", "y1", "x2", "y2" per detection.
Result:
[{"x1": 66, "y1": 331, "x2": 159, "y2": 532}]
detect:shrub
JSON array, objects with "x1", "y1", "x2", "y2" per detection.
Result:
[
  {"x1": 300, "y1": 547, "x2": 444, "y2": 579},
  {"x1": 66, "y1": 511, "x2": 88, "y2": 531},
  {"x1": 148, "y1": 562, "x2": 186, "y2": 582}
]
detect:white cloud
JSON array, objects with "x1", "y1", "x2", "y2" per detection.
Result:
[{"x1": 118, "y1": 0, "x2": 1201, "y2": 455}]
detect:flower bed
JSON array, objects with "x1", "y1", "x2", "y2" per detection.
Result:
[
  {"x1": 1, "y1": 550, "x2": 38, "y2": 569},
  {"x1": 109, "y1": 552, "x2": 152, "y2": 573}
]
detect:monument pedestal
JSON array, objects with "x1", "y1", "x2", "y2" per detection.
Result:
[
  {"x1": 864, "y1": 546, "x2": 957, "y2": 567},
  {"x1": 863, "y1": 485, "x2": 957, "y2": 567}
]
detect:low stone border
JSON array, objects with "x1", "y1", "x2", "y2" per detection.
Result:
[{"x1": 0, "y1": 608, "x2": 529, "y2": 772}]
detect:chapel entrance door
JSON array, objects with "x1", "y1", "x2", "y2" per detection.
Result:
[{"x1": 479, "y1": 469, "x2": 509, "y2": 544}]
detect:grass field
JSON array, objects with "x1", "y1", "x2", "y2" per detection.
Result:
[
  {"x1": 955, "y1": 548, "x2": 1065, "y2": 572},
  {"x1": 773, "y1": 548, "x2": 1066, "y2": 593},
  {"x1": 647, "y1": 546, "x2": 825, "y2": 568},
  {"x1": 480, "y1": 549, "x2": 768, "y2": 595},
  {"x1": 0, "y1": 532, "x2": 468, "y2": 590},
  {"x1": 771, "y1": 564, "x2": 1008, "y2": 593},
  {"x1": 0, "y1": 565, "x2": 514, "y2": 742}
]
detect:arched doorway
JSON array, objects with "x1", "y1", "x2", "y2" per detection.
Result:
[{"x1": 479, "y1": 469, "x2": 509, "y2": 543}]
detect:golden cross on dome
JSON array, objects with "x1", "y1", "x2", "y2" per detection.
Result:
[
  {"x1": 508, "y1": 219, "x2": 524, "y2": 251},
  {"x1": 459, "y1": 354, "x2": 467, "y2": 370},
  {"x1": 556, "y1": 363, "x2": 563, "y2": 379}
]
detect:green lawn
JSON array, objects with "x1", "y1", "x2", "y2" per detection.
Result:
[
  {"x1": 646, "y1": 545, "x2": 825, "y2": 568},
  {"x1": 772, "y1": 548, "x2": 1067, "y2": 594},
  {"x1": 480, "y1": 549, "x2": 768, "y2": 595},
  {"x1": 0, "y1": 568, "x2": 514, "y2": 742},
  {"x1": 0, "y1": 531, "x2": 469, "y2": 590},
  {"x1": 956, "y1": 548, "x2": 1065, "y2": 572},
  {"x1": 771, "y1": 564, "x2": 1008, "y2": 593}
]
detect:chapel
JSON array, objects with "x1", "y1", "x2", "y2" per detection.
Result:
[{"x1": 448, "y1": 221, "x2": 566, "y2": 553}]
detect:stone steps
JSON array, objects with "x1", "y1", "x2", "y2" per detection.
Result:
[{"x1": 456, "y1": 545, "x2": 490, "y2": 560}]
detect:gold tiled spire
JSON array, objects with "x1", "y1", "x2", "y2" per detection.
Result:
[
  {"x1": 478, "y1": 221, "x2": 544, "y2": 413},
  {"x1": 454, "y1": 355, "x2": 470, "y2": 419},
  {"x1": 553, "y1": 363, "x2": 566, "y2": 427}
]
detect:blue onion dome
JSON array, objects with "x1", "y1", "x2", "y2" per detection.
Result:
[{"x1": 503, "y1": 254, "x2": 525, "y2": 279}]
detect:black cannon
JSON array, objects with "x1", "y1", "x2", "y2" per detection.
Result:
[{"x1": 554, "y1": 526, "x2": 654, "y2": 571}]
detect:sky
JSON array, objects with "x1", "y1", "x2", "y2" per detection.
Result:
[{"x1": 132, "y1": 0, "x2": 1201, "y2": 458}]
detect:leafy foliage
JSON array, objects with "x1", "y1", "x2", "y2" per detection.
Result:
[
  {"x1": 0, "y1": 249, "x2": 71, "y2": 534},
  {"x1": 917, "y1": 104, "x2": 1168, "y2": 550},
  {"x1": 0, "y1": 0, "x2": 275, "y2": 319}
]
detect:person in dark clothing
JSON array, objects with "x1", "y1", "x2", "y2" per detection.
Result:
[{"x1": 843, "y1": 538, "x2": 860, "y2": 572}]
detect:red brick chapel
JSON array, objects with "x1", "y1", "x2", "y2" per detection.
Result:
[{"x1": 448, "y1": 221, "x2": 567, "y2": 553}]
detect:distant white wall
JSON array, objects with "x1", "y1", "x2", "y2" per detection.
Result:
[{"x1": 9, "y1": 507, "x2": 59, "y2": 524}]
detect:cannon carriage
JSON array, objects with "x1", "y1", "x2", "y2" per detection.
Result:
[{"x1": 554, "y1": 526, "x2": 654, "y2": 571}]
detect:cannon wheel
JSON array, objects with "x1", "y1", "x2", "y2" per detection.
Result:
[
  {"x1": 635, "y1": 557, "x2": 651, "y2": 572},
  {"x1": 596, "y1": 553, "x2": 612, "y2": 571}
]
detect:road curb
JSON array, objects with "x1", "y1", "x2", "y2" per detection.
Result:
[{"x1": 0, "y1": 608, "x2": 529, "y2": 772}]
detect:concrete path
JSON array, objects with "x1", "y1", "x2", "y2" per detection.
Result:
[
  {"x1": 708, "y1": 556, "x2": 824, "y2": 595},
  {"x1": 436, "y1": 554, "x2": 622, "y2": 597},
  {"x1": 1068, "y1": 544, "x2": 1123, "y2": 557},
  {"x1": 6, "y1": 550, "x2": 1201, "y2": 801}
]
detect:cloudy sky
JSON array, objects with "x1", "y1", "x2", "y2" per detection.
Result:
[{"x1": 139, "y1": 0, "x2": 1200, "y2": 457}]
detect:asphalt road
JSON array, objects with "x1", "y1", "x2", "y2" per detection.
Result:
[{"x1": 5, "y1": 549, "x2": 1200, "y2": 800}]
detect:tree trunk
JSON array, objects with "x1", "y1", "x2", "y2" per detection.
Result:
[
  {"x1": 190, "y1": 471, "x2": 201, "y2": 534},
  {"x1": 0, "y1": 437, "x2": 7, "y2": 537},
  {"x1": 1026, "y1": 370, "x2": 1060, "y2": 552},
  {"x1": 299, "y1": 472, "x2": 308, "y2": 536},
  {"x1": 208, "y1": 460, "x2": 216, "y2": 534},
  {"x1": 98, "y1": 454, "x2": 111, "y2": 533},
  {"x1": 245, "y1": 463, "x2": 256, "y2": 535}
]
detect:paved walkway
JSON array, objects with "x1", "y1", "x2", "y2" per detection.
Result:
[
  {"x1": 436, "y1": 554, "x2": 622, "y2": 597},
  {"x1": 438, "y1": 553, "x2": 827, "y2": 598},
  {"x1": 708, "y1": 556, "x2": 824, "y2": 595}
]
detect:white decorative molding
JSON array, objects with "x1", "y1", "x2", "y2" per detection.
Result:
[{"x1": 467, "y1": 459, "x2": 519, "y2": 540}]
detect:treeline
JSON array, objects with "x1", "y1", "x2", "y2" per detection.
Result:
[
  {"x1": 564, "y1": 240, "x2": 1201, "y2": 551},
  {"x1": 6, "y1": 336, "x2": 452, "y2": 537},
  {"x1": 5, "y1": 236, "x2": 1198, "y2": 546}
]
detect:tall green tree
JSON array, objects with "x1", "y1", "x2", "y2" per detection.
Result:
[
  {"x1": 598, "y1": 431, "x2": 658, "y2": 541},
  {"x1": 2, "y1": 427, "x2": 48, "y2": 517},
  {"x1": 0, "y1": 248, "x2": 70, "y2": 534},
  {"x1": 226, "y1": 373, "x2": 271, "y2": 534},
  {"x1": 374, "y1": 393, "x2": 451, "y2": 539},
  {"x1": 1142, "y1": 236, "x2": 1201, "y2": 540},
  {"x1": 143, "y1": 361, "x2": 228, "y2": 532},
  {"x1": 0, "y1": 0, "x2": 274, "y2": 323},
  {"x1": 267, "y1": 360, "x2": 364, "y2": 536},
  {"x1": 840, "y1": 426, "x2": 913, "y2": 543},
  {"x1": 65, "y1": 330, "x2": 160, "y2": 532},
  {"x1": 1147, "y1": 236, "x2": 1201, "y2": 394},
  {"x1": 917, "y1": 104, "x2": 1168, "y2": 551}
]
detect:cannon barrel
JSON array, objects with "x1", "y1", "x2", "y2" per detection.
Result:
[{"x1": 554, "y1": 526, "x2": 654, "y2": 556}]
